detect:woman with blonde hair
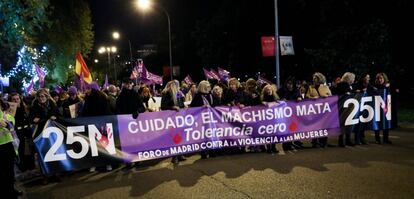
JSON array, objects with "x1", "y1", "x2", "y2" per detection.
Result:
[
  {"x1": 161, "y1": 80, "x2": 186, "y2": 163},
  {"x1": 306, "y1": 72, "x2": 332, "y2": 148},
  {"x1": 334, "y1": 72, "x2": 356, "y2": 147},
  {"x1": 373, "y1": 72, "x2": 392, "y2": 144}
]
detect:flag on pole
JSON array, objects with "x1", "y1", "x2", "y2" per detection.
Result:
[
  {"x1": 103, "y1": 74, "x2": 109, "y2": 89},
  {"x1": 26, "y1": 79, "x2": 34, "y2": 94},
  {"x1": 35, "y1": 65, "x2": 46, "y2": 88},
  {"x1": 203, "y1": 68, "x2": 219, "y2": 80},
  {"x1": 257, "y1": 75, "x2": 273, "y2": 86},
  {"x1": 210, "y1": 69, "x2": 220, "y2": 80},
  {"x1": 183, "y1": 75, "x2": 195, "y2": 85},
  {"x1": 75, "y1": 52, "x2": 93, "y2": 84},
  {"x1": 218, "y1": 67, "x2": 230, "y2": 82},
  {"x1": 143, "y1": 71, "x2": 163, "y2": 85}
]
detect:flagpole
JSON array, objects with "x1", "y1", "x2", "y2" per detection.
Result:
[{"x1": 274, "y1": 0, "x2": 280, "y2": 88}]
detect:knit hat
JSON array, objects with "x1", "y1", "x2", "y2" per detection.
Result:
[
  {"x1": 87, "y1": 82, "x2": 100, "y2": 91},
  {"x1": 68, "y1": 86, "x2": 78, "y2": 95}
]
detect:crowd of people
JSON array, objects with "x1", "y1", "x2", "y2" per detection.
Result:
[{"x1": 0, "y1": 71, "x2": 396, "y2": 198}]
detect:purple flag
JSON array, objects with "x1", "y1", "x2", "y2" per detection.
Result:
[
  {"x1": 54, "y1": 86, "x2": 64, "y2": 94},
  {"x1": 35, "y1": 65, "x2": 46, "y2": 88},
  {"x1": 143, "y1": 71, "x2": 163, "y2": 85},
  {"x1": 218, "y1": 67, "x2": 230, "y2": 82},
  {"x1": 183, "y1": 75, "x2": 195, "y2": 85},
  {"x1": 203, "y1": 68, "x2": 219, "y2": 80},
  {"x1": 210, "y1": 69, "x2": 220, "y2": 80},
  {"x1": 103, "y1": 74, "x2": 109, "y2": 89},
  {"x1": 258, "y1": 75, "x2": 273, "y2": 86},
  {"x1": 26, "y1": 79, "x2": 34, "y2": 94}
]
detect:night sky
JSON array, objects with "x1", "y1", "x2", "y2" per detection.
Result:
[{"x1": 89, "y1": 0, "x2": 411, "y2": 90}]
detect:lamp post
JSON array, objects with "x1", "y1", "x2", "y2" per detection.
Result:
[
  {"x1": 98, "y1": 46, "x2": 117, "y2": 81},
  {"x1": 137, "y1": 0, "x2": 173, "y2": 80},
  {"x1": 274, "y1": 0, "x2": 280, "y2": 88},
  {"x1": 112, "y1": 31, "x2": 133, "y2": 62}
]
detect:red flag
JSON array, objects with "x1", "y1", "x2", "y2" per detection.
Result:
[{"x1": 75, "y1": 52, "x2": 93, "y2": 84}]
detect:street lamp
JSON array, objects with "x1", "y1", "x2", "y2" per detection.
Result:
[
  {"x1": 98, "y1": 46, "x2": 117, "y2": 81},
  {"x1": 136, "y1": 0, "x2": 173, "y2": 80},
  {"x1": 112, "y1": 31, "x2": 133, "y2": 62}
]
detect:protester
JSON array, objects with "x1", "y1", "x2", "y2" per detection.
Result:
[
  {"x1": 29, "y1": 89, "x2": 60, "y2": 138},
  {"x1": 116, "y1": 79, "x2": 145, "y2": 117},
  {"x1": 190, "y1": 80, "x2": 215, "y2": 159},
  {"x1": 306, "y1": 72, "x2": 332, "y2": 148},
  {"x1": 81, "y1": 82, "x2": 113, "y2": 172},
  {"x1": 61, "y1": 86, "x2": 81, "y2": 118},
  {"x1": 0, "y1": 98, "x2": 22, "y2": 198},
  {"x1": 374, "y1": 72, "x2": 392, "y2": 144},
  {"x1": 185, "y1": 84, "x2": 197, "y2": 102},
  {"x1": 335, "y1": 72, "x2": 356, "y2": 147},
  {"x1": 353, "y1": 73, "x2": 374, "y2": 145},
  {"x1": 161, "y1": 80, "x2": 186, "y2": 164},
  {"x1": 8, "y1": 93, "x2": 35, "y2": 174}
]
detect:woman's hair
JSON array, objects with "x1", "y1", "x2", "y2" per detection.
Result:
[
  {"x1": 313, "y1": 72, "x2": 327, "y2": 85},
  {"x1": 375, "y1": 72, "x2": 389, "y2": 85},
  {"x1": 35, "y1": 88, "x2": 55, "y2": 104},
  {"x1": 341, "y1": 72, "x2": 356, "y2": 84},
  {"x1": 0, "y1": 98, "x2": 10, "y2": 111},
  {"x1": 212, "y1": 85, "x2": 223, "y2": 97},
  {"x1": 228, "y1": 78, "x2": 240, "y2": 88},
  {"x1": 261, "y1": 84, "x2": 280, "y2": 101},
  {"x1": 162, "y1": 80, "x2": 180, "y2": 106},
  {"x1": 197, "y1": 80, "x2": 211, "y2": 94}
]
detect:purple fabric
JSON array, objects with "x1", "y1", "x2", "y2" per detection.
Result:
[
  {"x1": 87, "y1": 81, "x2": 100, "y2": 90},
  {"x1": 218, "y1": 67, "x2": 230, "y2": 82},
  {"x1": 117, "y1": 96, "x2": 340, "y2": 161},
  {"x1": 68, "y1": 86, "x2": 77, "y2": 95},
  {"x1": 183, "y1": 75, "x2": 195, "y2": 85},
  {"x1": 36, "y1": 65, "x2": 46, "y2": 88}
]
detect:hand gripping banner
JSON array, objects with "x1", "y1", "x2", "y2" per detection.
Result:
[{"x1": 34, "y1": 90, "x2": 391, "y2": 174}]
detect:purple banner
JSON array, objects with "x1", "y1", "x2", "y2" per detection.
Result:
[{"x1": 118, "y1": 96, "x2": 340, "y2": 161}]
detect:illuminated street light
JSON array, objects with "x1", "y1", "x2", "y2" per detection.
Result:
[
  {"x1": 137, "y1": 0, "x2": 151, "y2": 10},
  {"x1": 98, "y1": 46, "x2": 117, "y2": 80},
  {"x1": 94, "y1": 59, "x2": 99, "y2": 63},
  {"x1": 112, "y1": 31, "x2": 120, "y2": 40},
  {"x1": 136, "y1": 0, "x2": 173, "y2": 80}
]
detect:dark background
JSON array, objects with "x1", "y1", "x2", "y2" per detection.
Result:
[{"x1": 90, "y1": 0, "x2": 412, "y2": 101}]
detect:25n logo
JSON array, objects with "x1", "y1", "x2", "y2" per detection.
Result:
[{"x1": 42, "y1": 123, "x2": 116, "y2": 162}]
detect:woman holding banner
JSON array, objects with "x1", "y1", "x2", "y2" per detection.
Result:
[
  {"x1": 354, "y1": 73, "x2": 374, "y2": 145},
  {"x1": 335, "y1": 72, "x2": 356, "y2": 147},
  {"x1": 306, "y1": 72, "x2": 332, "y2": 148},
  {"x1": 8, "y1": 93, "x2": 36, "y2": 174},
  {"x1": 374, "y1": 73, "x2": 392, "y2": 144},
  {"x1": 190, "y1": 80, "x2": 215, "y2": 159},
  {"x1": 161, "y1": 80, "x2": 187, "y2": 164}
]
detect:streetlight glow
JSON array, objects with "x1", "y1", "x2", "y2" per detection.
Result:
[
  {"x1": 94, "y1": 59, "x2": 99, "y2": 63},
  {"x1": 111, "y1": 46, "x2": 117, "y2": 52},
  {"x1": 137, "y1": 0, "x2": 151, "y2": 10},
  {"x1": 98, "y1": 47, "x2": 106, "y2": 54},
  {"x1": 112, "y1": 31, "x2": 120, "y2": 39}
]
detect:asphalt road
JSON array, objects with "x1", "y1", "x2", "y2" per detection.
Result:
[{"x1": 20, "y1": 124, "x2": 414, "y2": 199}]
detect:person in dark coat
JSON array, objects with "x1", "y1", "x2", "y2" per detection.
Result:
[
  {"x1": 161, "y1": 80, "x2": 186, "y2": 164},
  {"x1": 222, "y1": 78, "x2": 245, "y2": 107},
  {"x1": 81, "y1": 82, "x2": 111, "y2": 117},
  {"x1": 189, "y1": 81, "x2": 215, "y2": 159},
  {"x1": 29, "y1": 89, "x2": 60, "y2": 138},
  {"x1": 8, "y1": 93, "x2": 35, "y2": 172},
  {"x1": 335, "y1": 72, "x2": 356, "y2": 147},
  {"x1": 61, "y1": 86, "x2": 81, "y2": 118},
  {"x1": 373, "y1": 72, "x2": 392, "y2": 144},
  {"x1": 353, "y1": 73, "x2": 374, "y2": 145},
  {"x1": 116, "y1": 80, "x2": 145, "y2": 118}
]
